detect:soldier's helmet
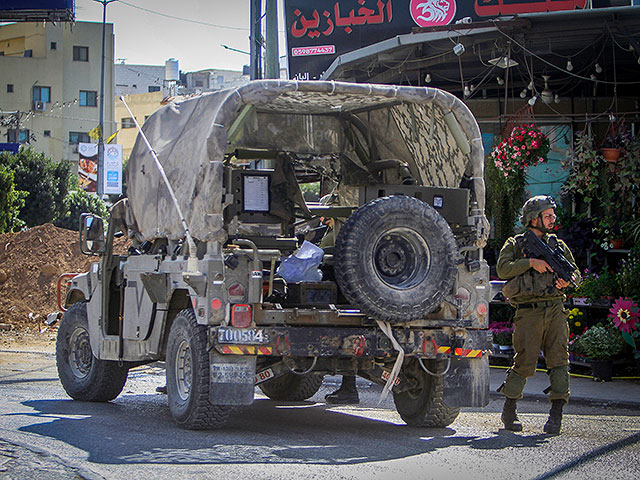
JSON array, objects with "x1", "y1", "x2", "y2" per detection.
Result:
[{"x1": 521, "y1": 195, "x2": 557, "y2": 226}]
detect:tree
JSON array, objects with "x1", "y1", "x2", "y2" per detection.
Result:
[
  {"x1": 0, "y1": 164, "x2": 27, "y2": 233},
  {"x1": 0, "y1": 148, "x2": 72, "y2": 227},
  {"x1": 55, "y1": 189, "x2": 108, "y2": 231}
]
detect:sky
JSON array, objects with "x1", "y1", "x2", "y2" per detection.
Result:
[{"x1": 74, "y1": 0, "x2": 284, "y2": 72}]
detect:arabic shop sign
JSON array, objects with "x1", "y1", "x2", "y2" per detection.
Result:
[{"x1": 285, "y1": 0, "x2": 588, "y2": 80}]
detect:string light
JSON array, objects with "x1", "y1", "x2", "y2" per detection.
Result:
[
  {"x1": 595, "y1": 63, "x2": 602, "y2": 74},
  {"x1": 520, "y1": 89, "x2": 527, "y2": 98},
  {"x1": 566, "y1": 60, "x2": 573, "y2": 72},
  {"x1": 497, "y1": 76, "x2": 504, "y2": 85},
  {"x1": 424, "y1": 73, "x2": 431, "y2": 83},
  {"x1": 528, "y1": 95, "x2": 538, "y2": 106}
]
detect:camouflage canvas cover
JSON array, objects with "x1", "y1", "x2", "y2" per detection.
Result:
[{"x1": 125, "y1": 80, "x2": 488, "y2": 246}]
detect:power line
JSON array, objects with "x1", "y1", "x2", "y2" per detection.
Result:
[{"x1": 118, "y1": 1, "x2": 249, "y2": 31}]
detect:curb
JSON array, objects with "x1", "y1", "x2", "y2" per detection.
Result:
[{"x1": 488, "y1": 391, "x2": 640, "y2": 410}]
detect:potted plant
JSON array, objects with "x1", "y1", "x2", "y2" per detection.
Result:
[
  {"x1": 608, "y1": 297, "x2": 640, "y2": 372},
  {"x1": 490, "y1": 123, "x2": 550, "y2": 178},
  {"x1": 489, "y1": 321, "x2": 514, "y2": 351},
  {"x1": 573, "y1": 323, "x2": 626, "y2": 381},
  {"x1": 600, "y1": 121, "x2": 630, "y2": 165},
  {"x1": 562, "y1": 131, "x2": 605, "y2": 205}
]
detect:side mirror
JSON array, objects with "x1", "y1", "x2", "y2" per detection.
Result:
[{"x1": 80, "y1": 213, "x2": 106, "y2": 255}]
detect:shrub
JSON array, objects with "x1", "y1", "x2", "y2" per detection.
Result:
[
  {"x1": 570, "y1": 323, "x2": 625, "y2": 360},
  {"x1": 0, "y1": 148, "x2": 71, "y2": 227},
  {"x1": 0, "y1": 164, "x2": 27, "y2": 233},
  {"x1": 55, "y1": 189, "x2": 108, "y2": 231}
]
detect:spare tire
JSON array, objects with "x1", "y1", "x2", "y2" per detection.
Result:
[{"x1": 334, "y1": 195, "x2": 457, "y2": 323}]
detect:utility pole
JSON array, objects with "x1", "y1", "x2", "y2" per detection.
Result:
[
  {"x1": 249, "y1": 0, "x2": 262, "y2": 80},
  {"x1": 265, "y1": 0, "x2": 279, "y2": 79},
  {"x1": 94, "y1": 0, "x2": 118, "y2": 196}
]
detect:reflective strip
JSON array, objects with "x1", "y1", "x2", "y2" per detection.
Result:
[
  {"x1": 221, "y1": 345, "x2": 272, "y2": 355},
  {"x1": 436, "y1": 345, "x2": 483, "y2": 357}
]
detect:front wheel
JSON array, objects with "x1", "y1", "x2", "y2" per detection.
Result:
[
  {"x1": 56, "y1": 302, "x2": 128, "y2": 401},
  {"x1": 166, "y1": 309, "x2": 232, "y2": 429},
  {"x1": 393, "y1": 359, "x2": 460, "y2": 428}
]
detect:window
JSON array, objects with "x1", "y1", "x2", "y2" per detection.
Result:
[
  {"x1": 50, "y1": 42, "x2": 57, "y2": 50},
  {"x1": 73, "y1": 46, "x2": 89, "y2": 62},
  {"x1": 7, "y1": 84, "x2": 13, "y2": 93},
  {"x1": 121, "y1": 117, "x2": 135, "y2": 128},
  {"x1": 195, "y1": 80, "x2": 204, "y2": 87},
  {"x1": 79, "y1": 90, "x2": 97, "y2": 107},
  {"x1": 44, "y1": 130, "x2": 51, "y2": 137},
  {"x1": 8, "y1": 129, "x2": 30, "y2": 143},
  {"x1": 217, "y1": 75, "x2": 224, "y2": 84},
  {"x1": 24, "y1": 49, "x2": 32, "y2": 57},
  {"x1": 148, "y1": 85, "x2": 160, "y2": 92},
  {"x1": 32, "y1": 86, "x2": 51, "y2": 103},
  {"x1": 69, "y1": 131, "x2": 91, "y2": 153}
]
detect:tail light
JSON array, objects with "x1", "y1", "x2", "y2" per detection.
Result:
[
  {"x1": 231, "y1": 304, "x2": 252, "y2": 328},
  {"x1": 476, "y1": 301, "x2": 488, "y2": 317}
]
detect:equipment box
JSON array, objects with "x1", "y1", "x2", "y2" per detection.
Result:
[{"x1": 283, "y1": 282, "x2": 337, "y2": 306}]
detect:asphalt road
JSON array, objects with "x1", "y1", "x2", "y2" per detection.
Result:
[{"x1": 1, "y1": 350, "x2": 639, "y2": 480}]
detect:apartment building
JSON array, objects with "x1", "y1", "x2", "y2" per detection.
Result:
[{"x1": 0, "y1": 21, "x2": 114, "y2": 164}]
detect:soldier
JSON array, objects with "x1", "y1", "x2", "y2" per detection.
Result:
[{"x1": 497, "y1": 195, "x2": 580, "y2": 434}]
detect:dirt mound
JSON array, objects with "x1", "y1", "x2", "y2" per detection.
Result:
[{"x1": 0, "y1": 224, "x2": 125, "y2": 333}]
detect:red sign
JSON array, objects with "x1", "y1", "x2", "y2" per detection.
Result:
[
  {"x1": 292, "y1": 45, "x2": 336, "y2": 56},
  {"x1": 410, "y1": 0, "x2": 456, "y2": 27}
]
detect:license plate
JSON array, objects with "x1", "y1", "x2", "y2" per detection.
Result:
[
  {"x1": 255, "y1": 368, "x2": 274, "y2": 384},
  {"x1": 218, "y1": 327, "x2": 270, "y2": 345}
]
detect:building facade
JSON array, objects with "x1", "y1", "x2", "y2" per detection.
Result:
[
  {"x1": 179, "y1": 68, "x2": 248, "y2": 95},
  {"x1": 0, "y1": 21, "x2": 114, "y2": 165}
]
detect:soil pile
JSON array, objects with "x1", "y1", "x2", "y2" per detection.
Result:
[{"x1": 0, "y1": 224, "x2": 126, "y2": 333}]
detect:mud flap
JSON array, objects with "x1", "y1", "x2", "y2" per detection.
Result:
[
  {"x1": 209, "y1": 353, "x2": 256, "y2": 405},
  {"x1": 443, "y1": 356, "x2": 490, "y2": 407}
]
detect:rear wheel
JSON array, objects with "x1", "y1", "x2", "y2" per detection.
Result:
[
  {"x1": 393, "y1": 359, "x2": 460, "y2": 428},
  {"x1": 259, "y1": 371, "x2": 324, "y2": 401},
  {"x1": 166, "y1": 309, "x2": 232, "y2": 429},
  {"x1": 56, "y1": 302, "x2": 128, "y2": 402}
]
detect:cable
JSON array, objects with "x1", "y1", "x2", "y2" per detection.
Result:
[{"x1": 118, "y1": 1, "x2": 249, "y2": 31}]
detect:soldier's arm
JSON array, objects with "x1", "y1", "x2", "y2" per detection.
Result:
[
  {"x1": 496, "y1": 237, "x2": 532, "y2": 280},
  {"x1": 559, "y1": 239, "x2": 581, "y2": 283}
]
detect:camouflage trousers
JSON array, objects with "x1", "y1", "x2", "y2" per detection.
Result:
[{"x1": 501, "y1": 301, "x2": 570, "y2": 403}]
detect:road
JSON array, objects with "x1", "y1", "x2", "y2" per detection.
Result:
[{"x1": 1, "y1": 350, "x2": 639, "y2": 480}]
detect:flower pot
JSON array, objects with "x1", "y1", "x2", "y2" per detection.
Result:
[
  {"x1": 572, "y1": 297, "x2": 591, "y2": 306},
  {"x1": 611, "y1": 238, "x2": 625, "y2": 249},
  {"x1": 590, "y1": 359, "x2": 613, "y2": 381},
  {"x1": 601, "y1": 147, "x2": 621, "y2": 163}
]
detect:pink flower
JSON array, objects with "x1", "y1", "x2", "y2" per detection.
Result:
[{"x1": 608, "y1": 298, "x2": 639, "y2": 333}]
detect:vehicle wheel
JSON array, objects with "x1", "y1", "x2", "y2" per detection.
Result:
[
  {"x1": 393, "y1": 359, "x2": 460, "y2": 428},
  {"x1": 258, "y1": 372, "x2": 324, "y2": 401},
  {"x1": 56, "y1": 302, "x2": 128, "y2": 402},
  {"x1": 335, "y1": 195, "x2": 458, "y2": 323},
  {"x1": 166, "y1": 309, "x2": 232, "y2": 429}
]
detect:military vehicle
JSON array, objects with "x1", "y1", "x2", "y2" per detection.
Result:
[{"x1": 56, "y1": 80, "x2": 491, "y2": 429}]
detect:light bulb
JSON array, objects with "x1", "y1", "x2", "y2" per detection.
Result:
[
  {"x1": 425, "y1": 73, "x2": 431, "y2": 83},
  {"x1": 520, "y1": 89, "x2": 527, "y2": 98},
  {"x1": 595, "y1": 63, "x2": 602, "y2": 74},
  {"x1": 528, "y1": 95, "x2": 538, "y2": 106},
  {"x1": 591, "y1": 74, "x2": 597, "y2": 81},
  {"x1": 527, "y1": 81, "x2": 534, "y2": 91},
  {"x1": 554, "y1": 94, "x2": 560, "y2": 104},
  {"x1": 566, "y1": 60, "x2": 573, "y2": 72},
  {"x1": 637, "y1": 56, "x2": 640, "y2": 65},
  {"x1": 464, "y1": 85, "x2": 471, "y2": 97},
  {"x1": 497, "y1": 76, "x2": 504, "y2": 86},
  {"x1": 470, "y1": 84, "x2": 476, "y2": 92}
]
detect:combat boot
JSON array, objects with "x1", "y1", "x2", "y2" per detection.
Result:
[
  {"x1": 325, "y1": 375, "x2": 359, "y2": 405},
  {"x1": 543, "y1": 399, "x2": 564, "y2": 434},
  {"x1": 501, "y1": 397, "x2": 523, "y2": 431}
]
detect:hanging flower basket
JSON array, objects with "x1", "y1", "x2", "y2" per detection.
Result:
[{"x1": 491, "y1": 124, "x2": 551, "y2": 178}]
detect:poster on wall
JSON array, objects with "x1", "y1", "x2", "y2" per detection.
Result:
[
  {"x1": 78, "y1": 142, "x2": 98, "y2": 193},
  {"x1": 103, "y1": 144, "x2": 123, "y2": 195},
  {"x1": 285, "y1": 0, "x2": 589, "y2": 81}
]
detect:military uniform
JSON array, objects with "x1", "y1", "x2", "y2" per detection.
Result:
[{"x1": 497, "y1": 232, "x2": 580, "y2": 403}]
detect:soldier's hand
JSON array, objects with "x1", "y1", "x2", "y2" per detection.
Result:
[
  {"x1": 555, "y1": 278, "x2": 570, "y2": 289},
  {"x1": 530, "y1": 258, "x2": 553, "y2": 273}
]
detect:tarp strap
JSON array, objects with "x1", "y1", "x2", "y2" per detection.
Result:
[{"x1": 375, "y1": 320, "x2": 405, "y2": 405}]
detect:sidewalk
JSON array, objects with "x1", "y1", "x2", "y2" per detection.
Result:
[{"x1": 489, "y1": 365, "x2": 640, "y2": 408}]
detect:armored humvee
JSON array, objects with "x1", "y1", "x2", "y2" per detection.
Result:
[{"x1": 56, "y1": 80, "x2": 492, "y2": 429}]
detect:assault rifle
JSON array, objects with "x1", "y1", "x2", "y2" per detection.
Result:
[{"x1": 521, "y1": 229, "x2": 578, "y2": 286}]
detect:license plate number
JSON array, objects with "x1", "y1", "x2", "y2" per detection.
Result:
[{"x1": 218, "y1": 327, "x2": 269, "y2": 345}]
